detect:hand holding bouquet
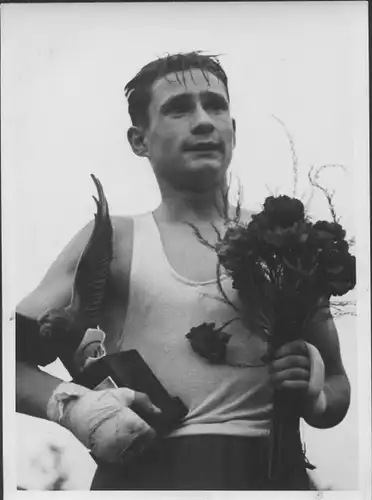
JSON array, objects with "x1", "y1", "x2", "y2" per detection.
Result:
[{"x1": 186, "y1": 165, "x2": 356, "y2": 487}]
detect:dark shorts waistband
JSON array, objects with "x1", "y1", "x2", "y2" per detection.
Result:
[{"x1": 90, "y1": 434, "x2": 310, "y2": 491}]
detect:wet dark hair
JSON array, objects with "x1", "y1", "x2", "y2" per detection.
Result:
[{"x1": 124, "y1": 51, "x2": 230, "y2": 129}]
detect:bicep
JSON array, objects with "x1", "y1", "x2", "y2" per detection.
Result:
[
  {"x1": 303, "y1": 306, "x2": 347, "y2": 378},
  {"x1": 16, "y1": 221, "x2": 95, "y2": 320}
]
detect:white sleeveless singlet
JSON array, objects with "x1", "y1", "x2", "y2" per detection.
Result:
[{"x1": 117, "y1": 213, "x2": 273, "y2": 438}]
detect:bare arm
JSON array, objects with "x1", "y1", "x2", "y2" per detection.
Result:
[
  {"x1": 16, "y1": 214, "x2": 134, "y2": 421},
  {"x1": 16, "y1": 221, "x2": 95, "y2": 420},
  {"x1": 302, "y1": 307, "x2": 351, "y2": 429},
  {"x1": 16, "y1": 364, "x2": 65, "y2": 420}
]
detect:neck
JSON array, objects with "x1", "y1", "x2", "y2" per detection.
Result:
[{"x1": 154, "y1": 177, "x2": 229, "y2": 224}]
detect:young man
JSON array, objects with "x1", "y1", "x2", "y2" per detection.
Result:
[{"x1": 16, "y1": 52, "x2": 350, "y2": 490}]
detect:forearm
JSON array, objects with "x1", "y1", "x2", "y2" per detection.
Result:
[
  {"x1": 16, "y1": 361, "x2": 64, "y2": 420},
  {"x1": 303, "y1": 372, "x2": 351, "y2": 429}
]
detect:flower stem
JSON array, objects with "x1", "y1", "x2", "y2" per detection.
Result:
[
  {"x1": 215, "y1": 316, "x2": 242, "y2": 332},
  {"x1": 185, "y1": 222, "x2": 216, "y2": 250}
]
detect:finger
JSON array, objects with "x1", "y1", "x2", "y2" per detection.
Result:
[
  {"x1": 270, "y1": 355, "x2": 310, "y2": 373},
  {"x1": 132, "y1": 392, "x2": 162, "y2": 414},
  {"x1": 108, "y1": 387, "x2": 136, "y2": 407},
  {"x1": 88, "y1": 406, "x2": 156, "y2": 465},
  {"x1": 120, "y1": 428, "x2": 156, "y2": 466},
  {"x1": 274, "y1": 340, "x2": 308, "y2": 359},
  {"x1": 271, "y1": 368, "x2": 309, "y2": 385},
  {"x1": 279, "y1": 380, "x2": 309, "y2": 390},
  {"x1": 261, "y1": 352, "x2": 272, "y2": 364}
]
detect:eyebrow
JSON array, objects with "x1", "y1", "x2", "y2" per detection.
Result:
[{"x1": 160, "y1": 90, "x2": 229, "y2": 114}]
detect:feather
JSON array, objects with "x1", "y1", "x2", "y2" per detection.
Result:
[
  {"x1": 37, "y1": 175, "x2": 114, "y2": 376},
  {"x1": 68, "y1": 174, "x2": 114, "y2": 329}
]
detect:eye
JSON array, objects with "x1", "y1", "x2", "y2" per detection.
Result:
[
  {"x1": 169, "y1": 102, "x2": 190, "y2": 115},
  {"x1": 162, "y1": 96, "x2": 193, "y2": 117},
  {"x1": 204, "y1": 96, "x2": 228, "y2": 112},
  {"x1": 170, "y1": 104, "x2": 188, "y2": 115}
]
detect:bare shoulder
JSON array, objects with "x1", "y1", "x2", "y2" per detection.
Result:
[
  {"x1": 111, "y1": 215, "x2": 133, "y2": 250},
  {"x1": 51, "y1": 215, "x2": 133, "y2": 271},
  {"x1": 45, "y1": 214, "x2": 134, "y2": 278},
  {"x1": 111, "y1": 214, "x2": 133, "y2": 230},
  {"x1": 106, "y1": 215, "x2": 134, "y2": 293},
  {"x1": 110, "y1": 215, "x2": 133, "y2": 260},
  {"x1": 16, "y1": 215, "x2": 134, "y2": 317}
]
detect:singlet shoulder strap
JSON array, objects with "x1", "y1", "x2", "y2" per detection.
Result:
[
  {"x1": 110, "y1": 211, "x2": 170, "y2": 308},
  {"x1": 130, "y1": 211, "x2": 174, "y2": 278},
  {"x1": 110, "y1": 213, "x2": 134, "y2": 297}
]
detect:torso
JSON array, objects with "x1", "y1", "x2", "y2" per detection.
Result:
[
  {"x1": 153, "y1": 220, "x2": 223, "y2": 282},
  {"x1": 105, "y1": 209, "x2": 271, "y2": 437},
  {"x1": 100, "y1": 209, "x2": 252, "y2": 353}
]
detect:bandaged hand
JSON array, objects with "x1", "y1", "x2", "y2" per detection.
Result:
[
  {"x1": 47, "y1": 382, "x2": 160, "y2": 465},
  {"x1": 269, "y1": 340, "x2": 327, "y2": 417}
]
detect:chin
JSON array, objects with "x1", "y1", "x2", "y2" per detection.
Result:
[{"x1": 184, "y1": 164, "x2": 228, "y2": 192}]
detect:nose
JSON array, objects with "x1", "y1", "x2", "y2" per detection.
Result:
[{"x1": 190, "y1": 103, "x2": 215, "y2": 135}]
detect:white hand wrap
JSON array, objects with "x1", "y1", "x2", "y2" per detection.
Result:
[
  {"x1": 46, "y1": 382, "x2": 156, "y2": 464},
  {"x1": 304, "y1": 341, "x2": 327, "y2": 417}
]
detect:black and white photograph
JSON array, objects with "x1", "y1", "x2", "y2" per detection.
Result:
[{"x1": 2, "y1": 1, "x2": 370, "y2": 496}]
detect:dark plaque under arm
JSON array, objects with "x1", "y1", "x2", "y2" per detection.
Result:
[{"x1": 38, "y1": 174, "x2": 187, "y2": 435}]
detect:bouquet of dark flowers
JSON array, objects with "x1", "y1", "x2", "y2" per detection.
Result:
[{"x1": 186, "y1": 160, "x2": 356, "y2": 487}]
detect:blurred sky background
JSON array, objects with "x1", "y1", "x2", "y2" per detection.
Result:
[{"x1": 2, "y1": 1, "x2": 370, "y2": 494}]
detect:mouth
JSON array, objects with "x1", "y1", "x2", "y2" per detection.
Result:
[{"x1": 183, "y1": 142, "x2": 223, "y2": 154}]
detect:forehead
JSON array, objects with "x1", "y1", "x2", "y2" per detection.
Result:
[{"x1": 150, "y1": 68, "x2": 228, "y2": 110}]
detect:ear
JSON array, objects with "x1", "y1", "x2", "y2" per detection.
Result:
[
  {"x1": 127, "y1": 127, "x2": 149, "y2": 158},
  {"x1": 232, "y1": 118, "x2": 237, "y2": 149}
]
